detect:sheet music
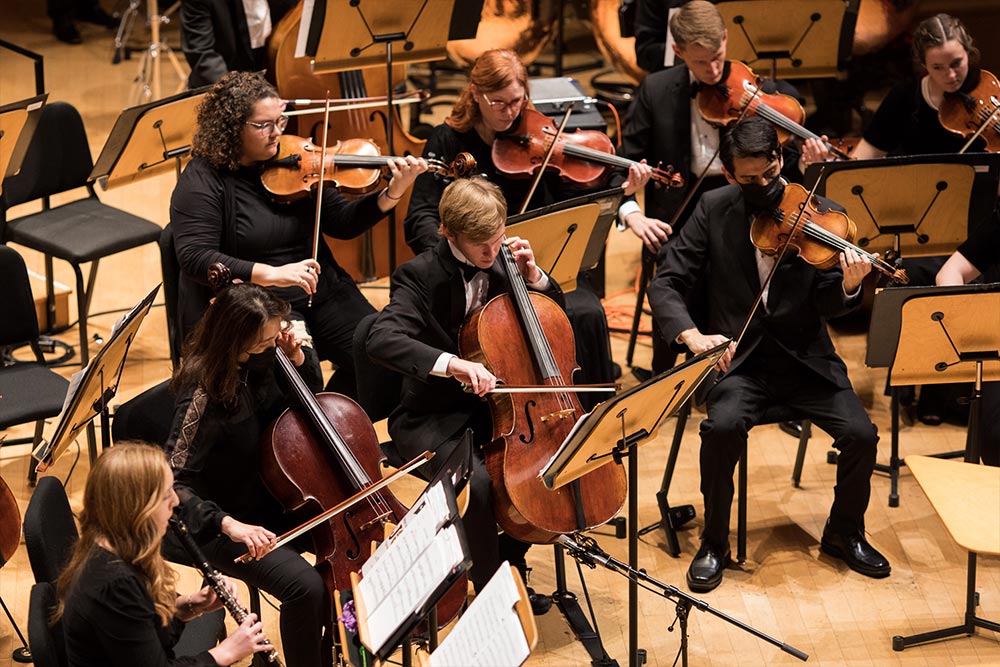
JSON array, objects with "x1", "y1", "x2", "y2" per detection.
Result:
[
  {"x1": 359, "y1": 524, "x2": 465, "y2": 654},
  {"x1": 429, "y1": 563, "x2": 530, "y2": 667}
]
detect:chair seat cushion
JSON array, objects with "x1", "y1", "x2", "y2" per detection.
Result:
[
  {"x1": 6, "y1": 198, "x2": 161, "y2": 263},
  {"x1": 0, "y1": 363, "x2": 69, "y2": 428}
]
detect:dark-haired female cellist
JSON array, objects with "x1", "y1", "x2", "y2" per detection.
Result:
[{"x1": 164, "y1": 282, "x2": 324, "y2": 667}]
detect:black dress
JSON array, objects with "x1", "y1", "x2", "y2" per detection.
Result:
[{"x1": 62, "y1": 546, "x2": 216, "y2": 667}]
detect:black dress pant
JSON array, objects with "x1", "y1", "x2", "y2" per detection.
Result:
[{"x1": 699, "y1": 342, "x2": 878, "y2": 549}]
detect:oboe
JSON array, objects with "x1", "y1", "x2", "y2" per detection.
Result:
[{"x1": 169, "y1": 516, "x2": 284, "y2": 666}]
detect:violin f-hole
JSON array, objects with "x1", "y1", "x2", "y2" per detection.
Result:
[{"x1": 518, "y1": 400, "x2": 537, "y2": 444}]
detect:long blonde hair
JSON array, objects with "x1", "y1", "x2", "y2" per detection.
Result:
[
  {"x1": 446, "y1": 49, "x2": 528, "y2": 133},
  {"x1": 55, "y1": 443, "x2": 178, "y2": 626}
]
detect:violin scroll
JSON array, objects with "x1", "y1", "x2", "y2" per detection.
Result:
[{"x1": 426, "y1": 152, "x2": 479, "y2": 181}]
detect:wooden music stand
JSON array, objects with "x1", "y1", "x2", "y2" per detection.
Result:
[
  {"x1": 716, "y1": 0, "x2": 858, "y2": 79},
  {"x1": 0, "y1": 93, "x2": 47, "y2": 196},
  {"x1": 32, "y1": 285, "x2": 160, "y2": 477},
  {"x1": 806, "y1": 153, "x2": 1000, "y2": 261},
  {"x1": 892, "y1": 455, "x2": 1000, "y2": 652},
  {"x1": 506, "y1": 187, "x2": 623, "y2": 292},
  {"x1": 541, "y1": 343, "x2": 729, "y2": 667},
  {"x1": 90, "y1": 86, "x2": 210, "y2": 190},
  {"x1": 866, "y1": 284, "x2": 1000, "y2": 503}
]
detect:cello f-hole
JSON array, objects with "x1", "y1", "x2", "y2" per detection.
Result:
[{"x1": 518, "y1": 400, "x2": 537, "y2": 444}]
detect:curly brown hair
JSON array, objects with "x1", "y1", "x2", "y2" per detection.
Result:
[{"x1": 192, "y1": 71, "x2": 279, "y2": 171}]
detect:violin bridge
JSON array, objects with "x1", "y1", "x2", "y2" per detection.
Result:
[
  {"x1": 359, "y1": 511, "x2": 395, "y2": 532},
  {"x1": 541, "y1": 408, "x2": 576, "y2": 423}
]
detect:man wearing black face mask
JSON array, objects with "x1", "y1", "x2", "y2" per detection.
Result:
[{"x1": 648, "y1": 117, "x2": 890, "y2": 593}]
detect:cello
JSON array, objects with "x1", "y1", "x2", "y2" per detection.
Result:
[
  {"x1": 458, "y1": 244, "x2": 628, "y2": 543},
  {"x1": 205, "y1": 265, "x2": 465, "y2": 665},
  {"x1": 267, "y1": 1, "x2": 427, "y2": 280}
]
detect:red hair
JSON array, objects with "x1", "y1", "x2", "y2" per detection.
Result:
[{"x1": 446, "y1": 49, "x2": 529, "y2": 133}]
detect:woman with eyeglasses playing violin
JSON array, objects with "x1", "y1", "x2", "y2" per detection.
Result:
[
  {"x1": 170, "y1": 71, "x2": 427, "y2": 398},
  {"x1": 405, "y1": 49, "x2": 651, "y2": 407}
]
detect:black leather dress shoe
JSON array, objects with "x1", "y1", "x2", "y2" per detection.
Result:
[
  {"x1": 779, "y1": 420, "x2": 804, "y2": 438},
  {"x1": 686, "y1": 543, "x2": 730, "y2": 592},
  {"x1": 821, "y1": 530, "x2": 891, "y2": 578},
  {"x1": 53, "y1": 19, "x2": 82, "y2": 44}
]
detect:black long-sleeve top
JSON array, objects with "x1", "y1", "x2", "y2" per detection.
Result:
[
  {"x1": 404, "y1": 123, "x2": 570, "y2": 254},
  {"x1": 62, "y1": 546, "x2": 215, "y2": 667},
  {"x1": 171, "y1": 156, "x2": 387, "y2": 326},
  {"x1": 165, "y1": 361, "x2": 322, "y2": 541}
]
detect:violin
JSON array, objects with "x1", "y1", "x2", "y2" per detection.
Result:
[
  {"x1": 749, "y1": 182, "x2": 909, "y2": 284},
  {"x1": 492, "y1": 107, "x2": 684, "y2": 189},
  {"x1": 261, "y1": 134, "x2": 477, "y2": 203},
  {"x1": 697, "y1": 61, "x2": 852, "y2": 160},
  {"x1": 458, "y1": 243, "x2": 627, "y2": 543},
  {"x1": 938, "y1": 68, "x2": 1000, "y2": 153}
]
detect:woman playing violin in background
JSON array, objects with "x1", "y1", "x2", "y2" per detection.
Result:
[
  {"x1": 170, "y1": 71, "x2": 427, "y2": 397},
  {"x1": 802, "y1": 13, "x2": 985, "y2": 165},
  {"x1": 404, "y1": 49, "x2": 651, "y2": 405},
  {"x1": 57, "y1": 443, "x2": 269, "y2": 667},
  {"x1": 163, "y1": 283, "x2": 326, "y2": 667}
]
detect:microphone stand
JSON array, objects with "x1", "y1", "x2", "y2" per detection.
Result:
[{"x1": 557, "y1": 534, "x2": 809, "y2": 667}]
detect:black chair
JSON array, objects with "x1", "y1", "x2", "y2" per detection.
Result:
[
  {"x1": 0, "y1": 101, "x2": 162, "y2": 367},
  {"x1": 652, "y1": 395, "x2": 812, "y2": 565},
  {"x1": 27, "y1": 582, "x2": 65, "y2": 667},
  {"x1": 23, "y1": 475, "x2": 227, "y2": 659},
  {"x1": 0, "y1": 245, "x2": 70, "y2": 485},
  {"x1": 158, "y1": 225, "x2": 182, "y2": 369}
]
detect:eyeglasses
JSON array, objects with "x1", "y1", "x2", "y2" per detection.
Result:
[
  {"x1": 482, "y1": 93, "x2": 526, "y2": 114},
  {"x1": 245, "y1": 114, "x2": 289, "y2": 135}
]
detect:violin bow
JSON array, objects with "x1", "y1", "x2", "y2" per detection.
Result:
[
  {"x1": 732, "y1": 166, "x2": 827, "y2": 351},
  {"x1": 307, "y1": 92, "x2": 333, "y2": 308},
  {"x1": 517, "y1": 104, "x2": 575, "y2": 216}
]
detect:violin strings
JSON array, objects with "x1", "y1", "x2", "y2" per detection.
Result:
[{"x1": 798, "y1": 220, "x2": 895, "y2": 274}]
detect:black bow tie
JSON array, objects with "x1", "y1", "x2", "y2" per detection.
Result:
[
  {"x1": 459, "y1": 262, "x2": 488, "y2": 281},
  {"x1": 690, "y1": 80, "x2": 703, "y2": 98}
]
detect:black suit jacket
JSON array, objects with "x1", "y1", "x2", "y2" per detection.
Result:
[
  {"x1": 612, "y1": 63, "x2": 803, "y2": 228},
  {"x1": 181, "y1": 0, "x2": 295, "y2": 89},
  {"x1": 366, "y1": 239, "x2": 565, "y2": 455},
  {"x1": 647, "y1": 185, "x2": 860, "y2": 389}
]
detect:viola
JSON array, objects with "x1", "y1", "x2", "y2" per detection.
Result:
[
  {"x1": 697, "y1": 61, "x2": 852, "y2": 159},
  {"x1": 749, "y1": 182, "x2": 909, "y2": 284},
  {"x1": 458, "y1": 243, "x2": 627, "y2": 543},
  {"x1": 938, "y1": 68, "x2": 1000, "y2": 153},
  {"x1": 261, "y1": 134, "x2": 477, "y2": 203},
  {"x1": 492, "y1": 107, "x2": 684, "y2": 189}
]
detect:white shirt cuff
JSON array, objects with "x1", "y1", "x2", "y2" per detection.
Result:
[
  {"x1": 526, "y1": 272, "x2": 550, "y2": 291},
  {"x1": 431, "y1": 352, "x2": 455, "y2": 377},
  {"x1": 617, "y1": 200, "x2": 642, "y2": 231}
]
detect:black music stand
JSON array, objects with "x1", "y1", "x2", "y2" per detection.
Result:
[
  {"x1": 867, "y1": 283, "x2": 1000, "y2": 502},
  {"x1": 542, "y1": 342, "x2": 807, "y2": 667},
  {"x1": 32, "y1": 285, "x2": 160, "y2": 479},
  {"x1": 506, "y1": 187, "x2": 623, "y2": 292},
  {"x1": 716, "y1": 0, "x2": 858, "y2": 79},
  {"x1": 299, "y1": 0, "x2": 458, "y2": 273},
  {"x1": 0, "y1": 94, "x2": 47, "y2": 189},
  {"x1": 90, "y1": 86, "x2": 210, "y2": 189}
]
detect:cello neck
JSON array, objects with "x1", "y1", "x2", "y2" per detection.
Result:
[
  {"x1": 498, "y1": 244, "x2": 562, "y2": 381},
  {"x1": 274, "y1": 348, "x2": 373, "y2": 489}
]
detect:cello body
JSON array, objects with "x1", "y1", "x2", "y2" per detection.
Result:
[{"x1": 460, "y1": 290, "x2": 627, "y2": 544}]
